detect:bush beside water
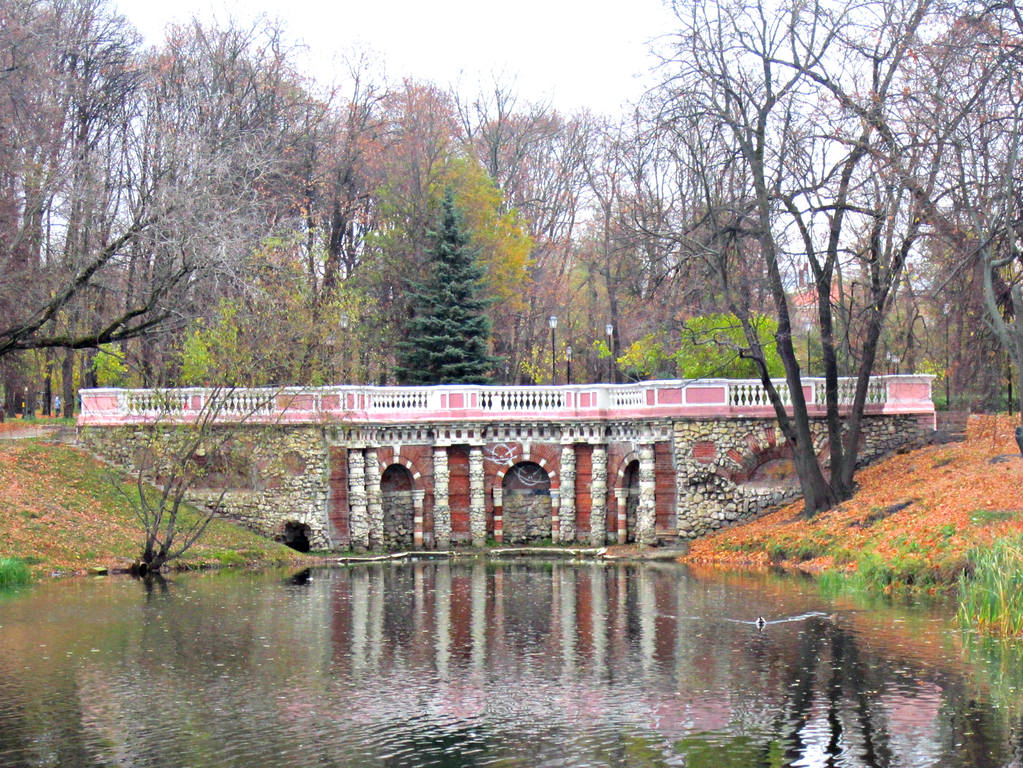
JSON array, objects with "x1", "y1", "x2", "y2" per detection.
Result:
[{"x1": 0, "y1": 557, "x2": 31, "y2": 589}]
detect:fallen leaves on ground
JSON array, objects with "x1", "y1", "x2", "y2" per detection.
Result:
[
  {"x1": 0, "y1": 439, "x2": 305, "y2": 576},
  {"x1": 684, "y1": 415, "x2": 1023, "y2": 587}
]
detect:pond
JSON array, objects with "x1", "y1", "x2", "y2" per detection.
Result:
[{"x1": 1, "y1": 561, "x2": 1021, "y2": 767}]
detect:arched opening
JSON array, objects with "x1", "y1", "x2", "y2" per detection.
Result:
[
  {"x1": 501, "y1": 462, "x2": 552, "y2": 544},
  {"x1": 381, "y1": 464, "x2": 415, "y2": 549},
  {"x1": 737, "y1": 443, "x2": 801, "y2": 489},
  {"x1": 282, "y1": 521, "x2": 311, "y2": 553},
  {"x1": 622, "y1": 460, "x2": 640, "y2": 543},
  {"x1": 747, "y1": 457, "x2": 800, "y2": 486}
]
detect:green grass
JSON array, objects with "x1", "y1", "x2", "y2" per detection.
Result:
[
  {"x1": 970, "y1": 509, "x2": 1020, "y2": 526},
  {"x1": 764, "y1": 532, "x2": 836, "y2": 564},
  {"x1": 817, "y1": 568, "x2": 861, "y2": 597},
  {"x1": 958, "y1": 536, "x2": 1023, "y2": 637},
  {"x1": 0, "y1": 557, "x2": 31, "y2": 589}
]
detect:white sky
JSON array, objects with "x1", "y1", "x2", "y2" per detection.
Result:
[{"x1": 112, "y1": 0, "x2": 678, "y2": 116}]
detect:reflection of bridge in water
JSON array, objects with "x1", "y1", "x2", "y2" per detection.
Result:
[
  {"x1": 305, "y1": 562, "x2": 956, "y2": 764},
  {"x1": 79, "y1": 376, "x2": 934, "y2": 550}
]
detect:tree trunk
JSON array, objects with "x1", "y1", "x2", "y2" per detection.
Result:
[
  {"x1": 794, "y1": 446, "x2": 839, "y2": 517},
  {"x1": 42, "y1": 357, "x2": 52, "y2": 417},
  {"x1": 61, "y1": 349, "x2": 75, "y2": 418}
]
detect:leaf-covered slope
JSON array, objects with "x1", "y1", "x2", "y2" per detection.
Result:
[
  {"x1": 685, "y1": 415, "x2": 1023, "y2": 588},
  {"x1": 0, "y1": 439, "x2": 304, "y2": 575}
]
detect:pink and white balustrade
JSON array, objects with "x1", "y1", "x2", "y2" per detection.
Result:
[{"x1": 78, "y1": 375, "x2": 935, "y2": 427}]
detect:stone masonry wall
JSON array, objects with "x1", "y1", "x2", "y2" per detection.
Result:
[
  {"x1": 79, "y1": 424, "x2": 332, "y2": 549},
  {"x1": 502, "y1": 491, "x2": 553, "y2": 543},
  {"x1": 381, "y1": 491, "x2": 415, "y2": 549},
  {"x1": 79, "y1": 411, "x2": 926, "y2": 552},
  {"x1": 671, "y1": 414, "x2": 926, "y2": 539}
]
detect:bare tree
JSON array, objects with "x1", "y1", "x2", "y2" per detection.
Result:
[
  {"x1": 0, "y1": 4, "x2": 318, "y2": 412},
  {"x1": 319, "y1": 54, "x2": 385, "y2": 291},
  {"x1": 116, "y1": 387, "x2": 279, "y2": 575},
  {"x1": 650, "y1": 0, "x2": 950, "y2": 513},
  {"x1": 927, "y1": 7, "x2": 1023, "y2": 421}
]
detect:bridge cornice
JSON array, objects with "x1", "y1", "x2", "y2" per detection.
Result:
[{"x1": 77, "y1": 375, "x2": 935, "y2": 428}]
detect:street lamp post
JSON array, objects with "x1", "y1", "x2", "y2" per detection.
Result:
[
  {"x1": 605, "y1": 323, "x2": 614, "y2": 384},
  {"x1": 549, "y1": 315, "x2": 558, "y2": 384},
  {"x1": 339, "y1": 313, "x2": 350, "y2": 383},
  {"x1": 566, "y1": 345, "x2": 573, "y2": 385},
  {"x1": 324, "y1": 336, "x2": 336, "y2": 383}
]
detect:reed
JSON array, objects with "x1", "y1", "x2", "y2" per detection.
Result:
[
  {"x1": 0, "y1": 557, "x2": 31, "y2": 589},
  {"x1": 958, "y1": 537, "x2": 1023, "y2": 637}
]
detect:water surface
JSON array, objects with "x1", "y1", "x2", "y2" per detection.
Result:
[{"x1": 1, "y1": 561, "x2": 1021, "y2": 767}]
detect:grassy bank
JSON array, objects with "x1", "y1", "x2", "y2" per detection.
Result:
[
  {"x1": 684, "y1": 415, "x2": 1023, "y2": 636},
  {"x1": 0, "y1": 438, "x2": 306, "y2": 578}
]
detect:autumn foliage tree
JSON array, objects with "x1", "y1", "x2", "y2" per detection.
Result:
[{"x1": 7, "y1": 0, "x2": 1022, "y2": 520}]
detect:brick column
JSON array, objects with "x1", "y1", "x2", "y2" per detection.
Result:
[
  {"x1": 590, "y1": 444, "x2": 607, "y2": 546},
  {"x1": 469, "y1": 446, "x2": 486, "y2": 547},
  {"x1": 347, "y1": 449, "x2": 369, "y2": 551},
  {"x1": 559, "y1": 444, "x2": 576, "y2": 543},
  {"x1": 433, "y1": 447, "x2": 451, "y2": 549},
  {"x1": 492, "y1": 487, "x2": 504, "y2": 544},
  {"x1": 614, "y1": 487, "x2": 628, "y2": 543},
  {"x1": 365, "y1": 448, "x2": 383, "y2": 549},
  {"x1": 412, "y1": 489, "x2": 425, "y2": 548},
  {"x1": 638, "y1": 443, "x2": 657, "y2": 545}
]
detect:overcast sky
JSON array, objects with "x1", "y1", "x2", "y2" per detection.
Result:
[{"x1": 112, "y1": 0, "x2": 677, "y2": 116}]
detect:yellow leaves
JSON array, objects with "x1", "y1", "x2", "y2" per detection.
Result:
[{"x1": 439, "y1": 157, "x2": 535, "y2": 314}]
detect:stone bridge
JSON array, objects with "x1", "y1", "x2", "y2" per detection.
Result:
[{"x1": 77, "y1": 376, "x2": 934, "y2": 552}]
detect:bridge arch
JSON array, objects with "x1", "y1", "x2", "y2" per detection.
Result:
[
  {"x1": 280, "y1": 520, "x2": 312, "y2": 552},
  {"x1": 716, "y1": 429, "x2": 831, "y2": 487},
  {"x1": 381, "y1": 464, "x2": 415, "y2": 549},
  {"x1": 374, "y1": 453, "x2": 429, "y2": 487},
  {"x1": 500, "y1": 461, "x2": 552, "y2": 544}
]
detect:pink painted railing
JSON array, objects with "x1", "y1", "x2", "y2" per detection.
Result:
[{"x1": 77, "y1": 375, "x2": 934, "y2": 427}]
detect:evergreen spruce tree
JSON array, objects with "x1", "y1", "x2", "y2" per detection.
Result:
[{"x1": 394, "y1": 189, "x2": 498, "y2": 384}]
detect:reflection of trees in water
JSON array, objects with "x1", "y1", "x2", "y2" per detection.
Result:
[
  {"x1": 959, "y1": 632, "x2": 1023, "y2": 759},
  {"x1": 323, "y1": 563, "x2": 1022, "y2": 766},
  {"x1": 770, "y1": 619, "x2": 898, "y2": 767},
  {"x1": 0, "y1": 669, "x2": 96, "y2": 767},
  {"x1": 3, "y1": 566, "x2": 1023, "y2": 766}
]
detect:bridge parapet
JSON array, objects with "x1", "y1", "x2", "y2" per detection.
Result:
[{"x1": 78, "y1": 375, "x2": 934, "y2": 427}]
